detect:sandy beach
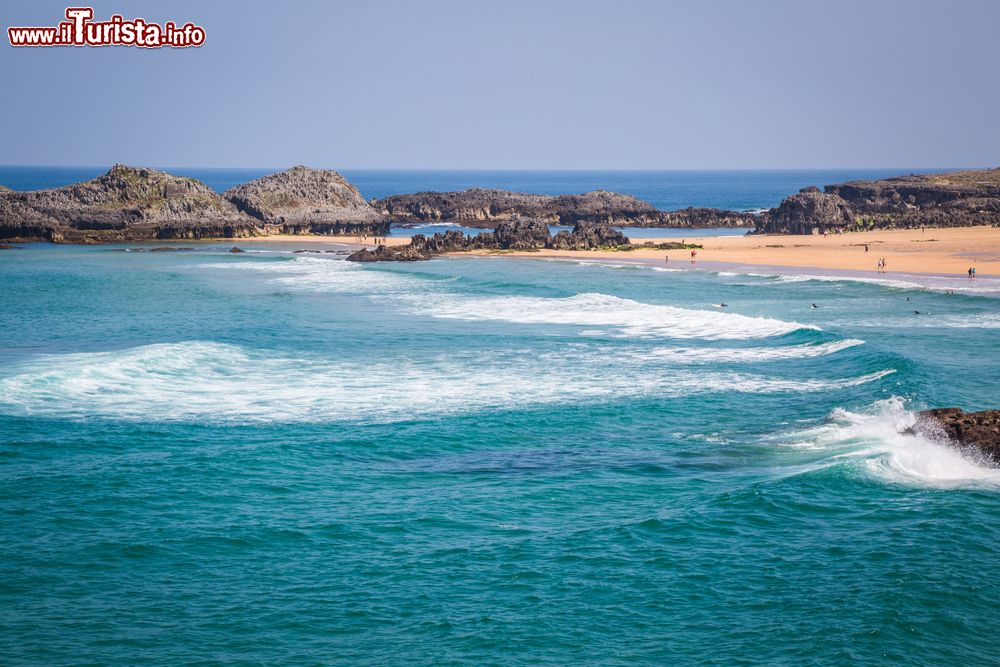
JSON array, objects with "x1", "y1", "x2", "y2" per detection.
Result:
[
  {"x1": 246, "y1": 227, "x2": 1000, "y2": 277},
  {"x1": 510, "y1": 226, "x2": 1000, "y2": 276}
]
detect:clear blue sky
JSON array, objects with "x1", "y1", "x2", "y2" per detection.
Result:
[{"x1": 1, "y1": 0, "x2": 998, "y2": 169}]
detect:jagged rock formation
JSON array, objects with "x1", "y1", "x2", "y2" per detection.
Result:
[
  {"x1": 760, "y1": 187, "x2": 855, "y2": 235},
  {"x1": 224, "y1": 166, "x2": 388, "y2": 235},
  {"x1": 0, "y1": 165, "x2": 390, "y2": 243},
  {"x1": 755, "y1": 168, "x2": 1000, "y2": 234},
  {"x1": 347, "y1": 220, "x2": 630, "y2": 262},
  {"x1": 827, "y1": 169, "x2": 1000, "y2": 230},
  {"x1": 375, "y1": 189, "x2": 753, "y2": 228},
  {"x1": 0, "y1": 165, "x2": 251, "y2": 242},
  {"x1": 911, "y1": 408, "x2": 1000, "y2": 465},
  {"x1": 10, "y1": 165, "x2": 997, "y2": 242},
  {"x1": 549, "y1": 221, "x2": 629, "y2": 250},
  {"x1": 658, "y1": 207, "x2": 758, "y2": 227}
]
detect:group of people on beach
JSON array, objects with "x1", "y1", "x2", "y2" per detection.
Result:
[
  {"x1": 355, "y1": 234, "x2": 387, "y2": 246},
  {"x1": 968, "y1": 266, "x2": 977, "y2": 279},
  {"x1": 876, "y1": 257, "x2": 888, "y2": 273}
]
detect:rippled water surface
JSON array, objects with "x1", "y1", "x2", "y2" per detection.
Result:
[{"x1": 2, "y1": 244, "x2": 999, "y2": 665}]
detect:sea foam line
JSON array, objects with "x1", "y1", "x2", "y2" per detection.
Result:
[
  {"x1": 646, "y1": 339, "x2": 864, "y2": 363},
  {"x1": 417, "y1": 292, "x2": 817, "y2": 340},
  {"x1": 200, "y1": 257, "x2": 818, "y2": 341},
  {"x1": 0, "y1": 342, "x2": 892, "y2": 425}
]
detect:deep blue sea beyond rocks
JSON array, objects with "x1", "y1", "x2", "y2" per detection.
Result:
[{"x1": 2, "y1": 168, "x2": 1000, "y2": 665}]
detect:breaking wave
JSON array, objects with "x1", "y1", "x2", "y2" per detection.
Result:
[
  {"x1": 775, "y1": 397, "x2": 1000, "y2": 489},
  {"x1": 421, "y1": 292, "x2": 817, "y2": 340},
  {"x1": 647, "y1": 339, "x2": 864, "y2": 363},
  {"x1": 0, "y1": 342, "x2": 891, "y2": 425},
  {"x1": 199, "y1": 256, "x2": 424, "y2": 293}
]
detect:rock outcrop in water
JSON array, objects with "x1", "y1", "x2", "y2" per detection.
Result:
[
  {"x1": 755, "y1": 168, "x2": 1000, "y2": 234},
  {"x1": 0, "y1": 165, "x2": 390, "y2": 243},
  {"x1": 911, "y1": 408, "x2": 1000, "y2": 465},
  {"x1": 375, "y1": 189, "x2": 755, "y2": 228},
  {"x1": 0, "y1": 165, "x2": 250, "y2": 243},
  {"x1": 224, "y1": 166, "x2": 388, "y2": 236},
  {"x1": 346, "y1": 219, "x2": 630, "y2": 262}
]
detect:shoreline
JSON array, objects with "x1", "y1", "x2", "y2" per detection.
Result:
[
  {"x1": 11, "y1": 227, "x2": 997, "y2": 281},
  {"x1": 495, "y1": 254, "x2": 1000, "y2": 294},
  {"x1": 493, "y1": 226, "x2": 1000, "y2": 277},
  {"x1": 244, "y1": 226, "x2": 1000, "y2": 278}
]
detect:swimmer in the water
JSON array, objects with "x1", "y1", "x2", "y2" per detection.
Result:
[{"x1": 811, "y1": 303, "x2": 818, "y2": 308}]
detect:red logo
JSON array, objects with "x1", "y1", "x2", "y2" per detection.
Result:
[{"x1": 8, "y1": 7, "x2": 206, "y2": 48}]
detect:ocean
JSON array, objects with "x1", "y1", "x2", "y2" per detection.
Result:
[{"x1": 2, "y1": 170, "x2": 999, "y2": 665}]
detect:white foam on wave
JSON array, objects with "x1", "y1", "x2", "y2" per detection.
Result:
[
  {"x1": 0, "y1": 342, "x2": 892, "y2": 425},
  {"x1": 830, "y1": 311, "x2": 1000, "y2": 330},
  {"x1": 419, "y1": 292, "x2": 817, "y2": 340},
  {"x1": 717, "y1": 270, "x2": 928, "y2": 290},
  {"x1": 776, "y1": 397, "x2": 1000, "y2": 489},
  {"x1": 647, "y1": 338, "x2": 864, "y2": 363},
  {"x1": 714, "y1": 267, "x2": 1000, "y2": 294},
  {"x1": 197, "y1": 257, "x2": 818, "y2": 341},
  {"x1": 916, "y1": 312, "x2": 1000, "y2": 329},
  {"x1": 778, "y1": 274, "x2": 929, "y2": 290},
  {"x1": 199, "y1": 256, "x2": 423, "y2": 293}
]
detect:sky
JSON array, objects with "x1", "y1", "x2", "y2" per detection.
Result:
[{"x1": 1, "y1": 0, "x2": 998, "y2": 169}]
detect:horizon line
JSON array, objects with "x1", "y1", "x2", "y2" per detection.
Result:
[{"x1": 0, "y1": 164, "x2": 987, "y2": 173}]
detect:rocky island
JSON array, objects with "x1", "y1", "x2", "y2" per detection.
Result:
[
  {"x1": 375, "y1": 188, "x2": 756, "y2": 228},
  {"x1": 0, "y1": 165, "x2": 249, "y2": 243},
  {"x1": 225, "y1": 166, "x2": 388, "y2": 236},
  {"x1": 0, "y1": 165, "x2": 388, "y2": 243},
  {"x1": 3, "y1": 165, "x2": 999, "y2": 244}
]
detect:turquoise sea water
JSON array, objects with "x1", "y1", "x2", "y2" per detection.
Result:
[{"x1": 2, "y1": 239, "x2": 1000, "y2": 665}]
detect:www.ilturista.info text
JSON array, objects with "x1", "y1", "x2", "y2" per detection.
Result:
[{"x1": 8, "y1": 7, "x2": 205, "y2": 48}]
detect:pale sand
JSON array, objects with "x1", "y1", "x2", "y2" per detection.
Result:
[
  {"x1": 503, "y1": 226, "x2": 1000, "y2": 276},
  {"x1": 239, "y1": 227, "x2": 1000, "y2": 276}
]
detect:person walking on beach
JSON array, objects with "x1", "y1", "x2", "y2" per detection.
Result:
[
  {"x1": 864, "y1": 244, "x2": 869, "y2": 253},
  {"x1": 972, "y1": 266, "x2": 977, "y2": 279}
]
